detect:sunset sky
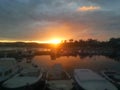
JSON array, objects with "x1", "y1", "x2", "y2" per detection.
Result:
[{"x1": 0, "y1": 0, "x2": 120, "y2": 42}]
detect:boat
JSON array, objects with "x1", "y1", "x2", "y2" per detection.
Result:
[
  {"x1": 74, "y1": 69, "x2": 118, "y2": 90},
  {"x1": 0, "y1": 58, "x2": 20, "y2": 84},
  {"x1": 2, "y1": 63, "x2": 43, "y2": 90},
  {"x1": 46, "y1": 64, "x2": 73, "y2": 90},
  {"x1": 101, "y1": 70, "x2": 120, "y2": 85}
]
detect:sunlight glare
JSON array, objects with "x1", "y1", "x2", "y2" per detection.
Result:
[{"x1": 49, "y1": 39, "x2": 61, "y2": 44}]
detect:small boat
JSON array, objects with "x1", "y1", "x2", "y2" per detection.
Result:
[
  {"x1": 46, "y1": 64, "x2": 73, "y2": 90},
  {"x1": 101, "y1": 70, "x2": 120, "y2": 85},
  {"x1": 2, "y1": 63, "x2": 43, "y2": 90},
  {"x1": 74, "y1": 69, "x2": 118, "y2": 90},
  {"x1": 0, "y1": 58, "x2": 20, "y2": 84}
]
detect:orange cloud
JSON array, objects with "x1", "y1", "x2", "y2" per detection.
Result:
[
  {"x1": 77, "y1": 6, "x2": 101, "y2": 12},
  {"x1": 31, "y1": 22, "x2": 74, "y2": 42}
]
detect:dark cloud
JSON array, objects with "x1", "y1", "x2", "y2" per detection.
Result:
[{"x1": 0, "y1": 0, "x2": 120, "y2": 41}]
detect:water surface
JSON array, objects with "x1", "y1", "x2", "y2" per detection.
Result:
[{"x1": 31, "y1": 55, "x2": 120, "y2": 74}]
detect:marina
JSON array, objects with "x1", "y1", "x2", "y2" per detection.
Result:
[
  {"x1": 0, "y1": 0, "x2": 120, "y2": 90},
  {"x1": 0, "y1": 51, "x2": 120, "y2": 90},
  {"x1": 0, "y1": 44, "x2": 120, "y2": 90}
]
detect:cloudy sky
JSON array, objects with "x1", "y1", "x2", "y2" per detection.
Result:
[{"x1": 0, "y1": 0, "x2": 120, "y2": 42}]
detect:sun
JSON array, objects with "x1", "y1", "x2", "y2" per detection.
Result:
[{"x1": 49, "y1": 39, "x2": 61, "y2": 44}]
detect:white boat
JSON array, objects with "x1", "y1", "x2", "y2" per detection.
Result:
[
  {"x1": 101, "y1": 70, "x2": 120, "y2": 85},
  {"x1": 46, "y1": 64, "x2": 73, "y2": 90},
  {"x1": 0, "y1": 58, "x2": 20, "y2": 83},
  {"x1": 2, "y1": 63, "x2": 43, "y2": 90},
  {"x1": 74, "y1": 69, "x2": 118, "y2": 90}
]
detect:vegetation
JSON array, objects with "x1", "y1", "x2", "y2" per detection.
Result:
[{"x1": 60, "y1": 38, "x2": 120, "y2": 50}]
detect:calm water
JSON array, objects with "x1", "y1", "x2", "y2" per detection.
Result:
[{"x1": 30, "y1": 55, "x2": 120, "y2": 74}]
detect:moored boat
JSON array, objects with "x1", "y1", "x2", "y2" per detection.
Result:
[
  {"x1": 2, "y1": 63, "x2": 43, "y2": 90},
  {"x1": 74, "y1": 69, "x2": 118, "y2": 90},
  {"x1": 46, "y1": 64, "x2": 73, "y2": 90},
  {"x1": 101, "y1": 70, "x2": 120, "y2": 85},
  {"x1": 0, "y1": 58, "x2": 20, "y2": 84}
]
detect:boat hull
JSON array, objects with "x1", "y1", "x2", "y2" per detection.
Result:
[
  {"x1": 74, "y1": 69, "x2": 118, "y2": 90},
  {"x1": 1, "y1": 79, "x2": 45, "y2": 90}
]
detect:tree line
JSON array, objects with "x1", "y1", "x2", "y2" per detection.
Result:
[{"x1": 0, "y1": 38, "x2": 120, "y2": 50}]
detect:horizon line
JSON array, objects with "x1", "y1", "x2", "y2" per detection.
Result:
[{"x1": 0, "y1": 37, "x2": 119, "y2": 43}]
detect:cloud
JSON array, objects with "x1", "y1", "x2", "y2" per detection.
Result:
[
  {"x1": 77, "y1": 6, "x2": 101, "y2": 12},
  {"x1": 0, "y1": 0, "x2": 120, "y2": 41}
]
